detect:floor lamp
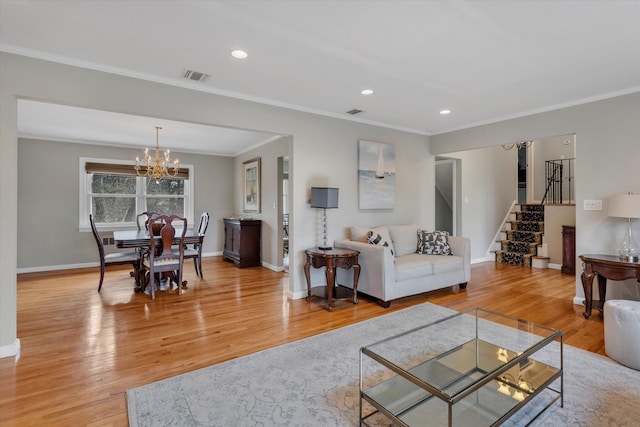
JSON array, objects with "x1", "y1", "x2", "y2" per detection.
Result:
[
  {"x1": 608, "y1": 193, "x2": 640, "y2": 262},
  {"x1": 310, "y1": 187, "x2": 339, "y2": 250}
]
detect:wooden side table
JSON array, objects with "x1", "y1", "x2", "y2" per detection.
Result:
[
  {"x1": 304, "y1": 247, "x2": 360, "y2": 311},
  {"x1": 579, "y1": 254, "x2": 640, "y2": 319}
]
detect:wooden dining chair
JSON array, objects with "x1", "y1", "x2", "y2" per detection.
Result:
[
  {"x1": 136, "y1": 211, "x2": 158, "y2": 231},
  {"x1": 182, "y1": 212, "x2": 209, "y2": 278},
  {"x1": 89, "y1": 214, "x2": 141, "y2": 292},
  {"x1": 143, "y1": 214, "x2": 187, "y2": 299}
]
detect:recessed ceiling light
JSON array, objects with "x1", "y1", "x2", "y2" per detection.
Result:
[
  {"x1": 440, "y1": 109, "x2": 451, "y2": 115},
  {"x1": 231, "y1": 50, "x2": 248, "y2": 59},
  {"x1": 361, "y1": 89, "x2": 374, "y2": 95}
]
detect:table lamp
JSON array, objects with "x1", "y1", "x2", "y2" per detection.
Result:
[
  {"x1": 608, "y1": 192, "x2": 640, "y2": 262},
  {"x1": 310, "y1": 187, "x2": 339, "y2": 250}
]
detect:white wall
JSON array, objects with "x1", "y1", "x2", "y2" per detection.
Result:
[
  {"x1": 0, "y1": 52, "x2": 432, "y2": 355},
  {"x1": 431, "y1": 92, "x2": 640, "y2": 303}
]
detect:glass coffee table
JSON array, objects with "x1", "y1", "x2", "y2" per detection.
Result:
[{"x1": 359, "y1": 308, "x2": 563, "y2": 426}]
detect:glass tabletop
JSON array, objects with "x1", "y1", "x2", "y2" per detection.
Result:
[{"x1": 361, "y1": 308, "x2": 562, "y2": 402}]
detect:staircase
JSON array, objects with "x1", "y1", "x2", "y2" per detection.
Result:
[{"x1": 495, "y1": 204, "x2": 546, "y2": 267}]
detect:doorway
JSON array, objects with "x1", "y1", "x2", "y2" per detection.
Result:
[
  {"x1": 517, "y1": 145, "x2": 528, "y2": 204},
  {"x1": 435, "y1": 158, "x2": 456, "y2": 235},
  {"x1": 278, "y1": 156, "x2": 290, "y2": 272}
]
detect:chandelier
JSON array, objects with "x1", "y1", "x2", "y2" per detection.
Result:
[{"x1": 135, "y1": 126, "x2": 179, "y2": 180}]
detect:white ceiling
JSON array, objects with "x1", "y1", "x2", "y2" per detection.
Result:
[
  {"x1": 16, "y1": 100, "x2": 282, "y2": 156},
  {"x1": 2, "y1": 0, "x2": 640, "y2": 155}
]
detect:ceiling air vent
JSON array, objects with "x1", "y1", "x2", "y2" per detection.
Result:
[
  {"x1": 182, "y1": 69, "x2": 210, "y2": 82},
  {"x1": 346, "y1": 109, "x2": 364, "y2": 115}
]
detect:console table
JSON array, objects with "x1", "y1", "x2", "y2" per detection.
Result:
[
  {"x1": 304, "y1": 247, "x2": 360, "y2": 311},
  {"x1": 579, "y1": 254, "x2": 640, "y2": 319}
]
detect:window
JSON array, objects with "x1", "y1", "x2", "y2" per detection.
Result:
[{"x1": 79, "y1": 158, "x2": 194, "y2": 230}]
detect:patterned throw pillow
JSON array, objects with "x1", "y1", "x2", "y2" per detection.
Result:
[
  {"x1": 368, "y1": 231, "x2": 395, "y2": 256},
  {"x1": 417, "y1": 230, "x2": 452, "y2": 255}
]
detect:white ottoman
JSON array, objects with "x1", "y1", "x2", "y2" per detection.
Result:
[{"x1": 604, "y1": 299, "x2": 640, "y2": 370}]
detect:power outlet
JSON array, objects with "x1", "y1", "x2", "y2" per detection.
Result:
[{"x1": 583, "y1": 200, "x2": 603, "y2": 211}]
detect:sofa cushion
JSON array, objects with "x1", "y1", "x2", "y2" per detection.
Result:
[
  {"x1": 388, "y1": 224, "x2": 419, "y2": 257},
  {"x1": 426, "y1": 255, "x2": 464, "y2": 275},
  {"x1": 368, "y1": 229, "x2": 395, "y2": 256},
  {"x1": 417, "y1": 230, "x2": 452, "y2": 255},
  {"x1": 350, "y1": 226, "x2": 372, "y2": 243},
  {"x1": 394, "y1": 253, "x2": 433, "y2": 281}
]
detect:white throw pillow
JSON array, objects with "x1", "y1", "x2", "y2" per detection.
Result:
[
  {"x1": 388, "y1": 224, "x2": 419, "y2": 257},
  {"x1": 367, "y1": 229, "x2": 395, "y2": 256}
]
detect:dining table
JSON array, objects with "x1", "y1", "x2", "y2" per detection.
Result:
[{"x1": 113, "y1": 228, "x2": 201, "y2": 292}]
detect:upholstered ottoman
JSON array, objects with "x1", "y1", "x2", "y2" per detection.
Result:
[{"x1": 604, "y1": 299, "x2": 640, "y2": 370}]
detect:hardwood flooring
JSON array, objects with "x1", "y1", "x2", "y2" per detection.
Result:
[{"x1": 1, "y1": 258, "x2": 602, "y2": 426}]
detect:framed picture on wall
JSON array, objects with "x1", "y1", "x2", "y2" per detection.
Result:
[
  {"x1": 242, "y1": 157, "x2": 261, "y2": 212},
  {"x1": 358, "y1": 140, "x2": 396, "y2": 209}
]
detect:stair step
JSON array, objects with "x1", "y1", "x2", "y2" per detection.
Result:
[
  {"x1": 508, "y1": 220, "x2": 545, "y2": 233},
  {"x1": 519, "y1": 204, "x2": 545, "y2": 213},
  {"x1": 498, "y1": 240, "x2": 537, "y2": 254},
  {"x1": 495, "y1": 250, "x2": 533, "y2": 266},
  {"x1": 531, "y1": 256, "x2": 550, "y2": 269},
  {"x1": 515, "y1": 211, "x2": 545, "y2": 222},
  {"x1": 505, "y1": 230, "x2": 543, "y2": 244}
]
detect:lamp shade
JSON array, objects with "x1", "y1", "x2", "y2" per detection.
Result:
[
  {"x1": 310, "y1": 187, "x2": 339, "y2": 209},
  {"x1": 608, "y1": 194, "x2": 640, "y2": 219}
]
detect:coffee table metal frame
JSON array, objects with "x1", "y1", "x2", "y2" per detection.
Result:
[{"x1": 359, "y1": 308, "x2": 563, "y2": 426}]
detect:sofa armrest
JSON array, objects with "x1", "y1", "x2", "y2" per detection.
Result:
[
  {"x1": 334, "y1": 239, "x2": 395, "y2": 302},
  {"x1": 448, "y1": 236, "x2": 471, "y2": 283}
]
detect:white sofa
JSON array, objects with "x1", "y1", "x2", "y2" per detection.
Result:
[{"x1": 334, "y1": 224, "x2": 470, "y2": 307}]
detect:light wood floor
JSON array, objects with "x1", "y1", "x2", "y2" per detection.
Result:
[{"x1": 1, "y1": 258, "x2": 602, "y2": 426}]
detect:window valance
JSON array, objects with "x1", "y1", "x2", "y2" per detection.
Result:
[{"x1": 85, "y1": 162, "x2": 189, "y2": 179}]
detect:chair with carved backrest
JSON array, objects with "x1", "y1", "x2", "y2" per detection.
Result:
[
  {"x1": 143, "y1": 214, "x2": 187, "y2": 299},
  {"x1": 89, "y1": 214, "x2": 141, "y2": 292},
  {"x1": 182, "y1": 212, "x2": 209, "y2": 278},
  {"x1": 136, "y1": 211, "x2": 158, "y2": 231}
]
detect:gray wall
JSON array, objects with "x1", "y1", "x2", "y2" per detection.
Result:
[
  {"x1": 431, "y1": 92, "x2": 640, "y2": 303},
  {"x1": 1, "y1": 52, "x2": 432, "y2": 353},
  {"x1": 17, "y1": 138, "x2": 234, "y2": 270}
]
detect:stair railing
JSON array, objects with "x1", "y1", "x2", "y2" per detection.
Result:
[{"x1": 541, "y1": 158, "x2": 575, "y2": 204}]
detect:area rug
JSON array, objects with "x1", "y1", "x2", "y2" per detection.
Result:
[{"x1": 127, "y1": 303, "x2": 640, "y2": 426}]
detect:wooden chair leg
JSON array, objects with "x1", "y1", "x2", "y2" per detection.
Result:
[
  {"x1": 193, "y1": 257, "x2": 199, "y2": 278},
  {"x1": 98, "y1": 261, "x2": 105, "y2": 292},
  {"x1": 149, "y1": 266, "x2": 156, "y2": 300}
]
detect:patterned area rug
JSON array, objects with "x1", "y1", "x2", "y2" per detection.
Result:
[{"x1": 127, "y1": 303, "x2": 640, "y2": 426}]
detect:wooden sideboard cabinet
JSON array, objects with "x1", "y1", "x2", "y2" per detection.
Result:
[
  {"x1": 561, "y1": 225, "x2": 576, "y2": 275},
  {"x1": 223, "y1": 218, "x2": 262, "y2": 268}
]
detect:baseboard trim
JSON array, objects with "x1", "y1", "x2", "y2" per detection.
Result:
[
  {"x1": 548, "y1": 263, "x2": 562, "y2": 270},
  {"x1": 472, "y1": 256, "x2": 493, "y2": 264},
  {"x1": 17, "y1": 262, "x2": 96, "y2": 274},
  {"x1": 289, "y1": 289, "x2": 308, "y2": 300},
  {"x1": 262, "y1": 261, "x2": 284, "y2": 272},
  {"x1": 0, "y1": 338, "x2": 20, "y2": 359}
]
